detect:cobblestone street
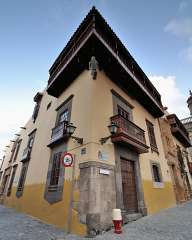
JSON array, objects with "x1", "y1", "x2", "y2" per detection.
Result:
[
  {"x1": 0, "y1": 205, "x2": 66, "y2": 240},
  {"x1": 1, "y1": 201, "x2": 192, "y2": 240},
  {"x1": 94, "y1": 200, "x2": 192, "y2": 240}
]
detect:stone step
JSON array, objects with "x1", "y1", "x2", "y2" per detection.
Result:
[{"x1": 123, "y1": 213, "x2": 143, "y2": 224}]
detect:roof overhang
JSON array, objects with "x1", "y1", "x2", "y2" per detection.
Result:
[
  {"x1": 167, "y1": 114, "x2": 191, "y2": 148},
  {"x1": 46, "y1": 7, "x2": 164, "y2": 118}
]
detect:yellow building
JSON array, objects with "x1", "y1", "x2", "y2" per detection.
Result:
[{"x1": 0, "y1": 7, "x2": 180, "y2": 237}]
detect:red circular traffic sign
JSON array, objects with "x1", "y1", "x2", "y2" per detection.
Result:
[{"x1": 61, "y1": 152, "x2": 73, "y2": 167}]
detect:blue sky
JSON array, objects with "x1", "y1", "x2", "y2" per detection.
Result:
[{"x1": 0, "y1": 0, "x2": 192, "y2": 158}]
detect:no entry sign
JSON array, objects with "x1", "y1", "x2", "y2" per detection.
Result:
[{"x1": 61, "y1": 152, "x2": 73, "y2": 167}]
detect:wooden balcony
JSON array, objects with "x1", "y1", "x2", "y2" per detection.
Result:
[
  {"x1": 188, "y1": 162, "x2": 192, "y2": 174},
  {"x1": 167, "y1": 114, "x2": 191, "y2": 148},
  {"x1": 47, "y1": 121, "x2": 69, "y2": 148},
  {"x1": 110, "y1": 115, "x2": 149, "y2": 153},
  {"x1": 21, "y1": 147, "x2": 31, "y2": 162},
  {"x1": 46, "y1": 7, "x2": 164, "y2": 118}
]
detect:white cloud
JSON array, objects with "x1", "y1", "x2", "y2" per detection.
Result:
[
  {"x1": 164, "y1": 18, "x2": 192, "y2": 37},
  {"x1": 164, "y1": 17, "x2": 192, "y2": 62},
  {"x1": 149, "y1": 75, "x2": 188, "y2": 118},
  {"x1": 179, "y1": 1, "x2": 188, "y2": 12}
]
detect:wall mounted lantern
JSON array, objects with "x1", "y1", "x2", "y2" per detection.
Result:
[
  {"x1": 100, "y1": 123, "x2": 119, "y2": 145},
  {"x1": 66, "y1": 123, "x2": 83, "y2": 145}
]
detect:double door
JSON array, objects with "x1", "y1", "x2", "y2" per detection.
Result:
[{"x1": 121, "y1": 158, "x2": 138, "y2": 213}]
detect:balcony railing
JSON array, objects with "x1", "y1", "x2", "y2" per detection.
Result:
[
  {"x1": 21, "y1": 147, "x2": 31, "y2": 161},
  {"x1": 110, "y1": 115, "x2": 149, "y2": 153},
  {"x1": 48, "y1": 20, "x2": 93, "y2": 85},
  {"x1": 48, "y1": 121, "x2": 69, "y2": 147}
]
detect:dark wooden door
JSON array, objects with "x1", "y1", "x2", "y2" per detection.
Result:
[{"x1": 121, "y1": 158, "x2": 138, "y2": 213}]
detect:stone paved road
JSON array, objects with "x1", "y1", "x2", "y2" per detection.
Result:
[
  {"x1": 1, "y1": 202, "x2": 192, "y2": 240},
  {"x1": 0, "y1": 205, "x2": 66, "y2": 240},
  {"x1": 94, "y1": 201, "x2": 192, "y2": 240}
]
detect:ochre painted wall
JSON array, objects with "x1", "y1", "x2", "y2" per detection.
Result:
[
  {"x1": 2, "y1": 71, "x2": 94, "y2": 236},
  {"x1": 142, "y1": 180, "x2": 176, "y2": 214},
  {"x1": 4, "y1": 182, "x2": 86, "y2": 236},
  {"x1": 91, "y1": 70, "x2": 176, "y2": 212}
]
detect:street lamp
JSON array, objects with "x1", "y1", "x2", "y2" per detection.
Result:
[
  {"x1": 108, "y1": 123, "x2": 119, "y2": 135},
  {"x1": 100, "y1": 123, "x2": 119, "y2": 145},
  {"x1": 66, "y1": 123, "x2": 83, "y2": 145},
  {"x1": 66, "y1": 123, "x2": 77, "y2": 135}
]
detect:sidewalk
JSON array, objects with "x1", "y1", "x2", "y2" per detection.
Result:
[{"x1": 1, "y1": 202, "x2": 192, "y2": 240}]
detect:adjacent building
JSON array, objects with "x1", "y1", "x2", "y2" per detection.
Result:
[
  {"x1": 159, "y1": 111, "x2": 191, "y2": 203},
  {"x1": 0, "y1": 7, "x2": 190, "y2": 236},
  {"x1": 181, "y1": 91, "x2": 192, "y2": 180}
]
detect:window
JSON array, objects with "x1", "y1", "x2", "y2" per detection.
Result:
[
  {"x1": 152, "y1": 164, "x2": 161, "y2": 182},
  {"x1": 27, "y1": 130, "x2": 36, "y2": 149},
  {"x1": 13, "y1": 140, "x2": 21, "y2": 162},
  {"x1": 44, "y1": 149, "x2": 65, "y2": 204},
  {"x1": 32, "y1": 103, "x2": 40, "y2": 123},
  {"x1": 7, "y1": 165, "x2": 17, "y2": 196},
  {"x1": 58, "y1": 110, "x2": 69, "y2": 124},
  {"x1": 32, "y1": 92, "x2": 42, "y2": 123},
  {"x1": 17, "y1": 162, "x2": 29, "y2": 194},
  {"x1": 9, "y1": 140, "x2": 22, "y2": 163},
  {"x1": 146, "y1": 120, "x2": 158, "y2": 152},
  {"x1": 150, "y1": 161, "x2": 163, "y2": 188},
  {"x1": 117, "y1": 105, "x2": 130, "y2": 120},
  {"x1": 176, "y1": 145, "x2": 185, "y2": 172},
  {"x1": 9, "y1": 142, "x2": 17, "y2": 163},
  {"x1": 49, "y1": 152, "x2": 62, "y2": 187},
  {"x1": 47, "y1": 101, "x2": 52, "y2": 110},
  {"x1": 1, "y1": 175, "x2": 8, "y2": 194},
  {"x1": 165, "y1": 136, "x2": 170, "y2": 147},
  {"x1": 28, "y1": 137, "x2": 34, "y2": 148},
  {"x1": 0, "y1": 171, "x2": 3, "y2": 181}
]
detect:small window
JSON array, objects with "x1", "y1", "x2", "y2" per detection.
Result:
[
  {"x1": 13, "y1": 140, "x2": 22, "y2": 162},
  {"x1": 7, "y1": 165, "x2": 17, "y2": 196},
  {"x1": 1, "y1": 175, "x2": 9, "y2": 194},
  {"x1": 9, "y1": 142, "x2": 17, "y2": 163},
  {"x1": 49, "y1": 152, "x2": 62, "y2": 187},
  {"x1": 17, "y1": 161, "x2": 29, "y2": 194},
  {"x1": 176, "y1": 145, "x2": 185, "y2": 170},
  {"x1": 28, "y1": 137, "x2": 34, "y2": 148},
  {"x1": 58, "y1": 110, "x2": 69, "y2": 124},
  {"x1": 32, "y1": 103, "x2": 40, "y2": 123},
  {"x1": 47, "y1": 101, "x2": 52, "y2": 110},
  {"x1": 152, "y1": 164, "x2": 161, "y2": 183},
  {"x1": 146, "y1": 120, "x2": 158, "y2": 152},
  {"x1": 27, "y1": 130, "x2": 36, "y2": 149},
  {"x1": 165, "y1": 136, "x2": 170, "y2": 147}
]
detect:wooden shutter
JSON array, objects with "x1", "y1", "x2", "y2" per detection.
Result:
[
  {"x1": 146, "y1": 120, "x2": 158, "y2": 150},
  {"x1": 49, "y1": 152, "x2": 62, "y2": 187}
]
